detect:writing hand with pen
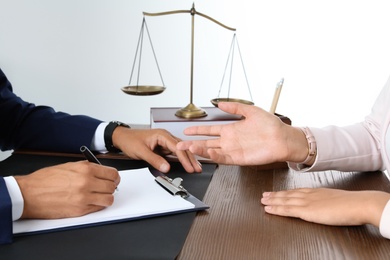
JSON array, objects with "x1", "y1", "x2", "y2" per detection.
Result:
[{"x1": 14, "y1": 160, "x2": 120, "y2": 219}]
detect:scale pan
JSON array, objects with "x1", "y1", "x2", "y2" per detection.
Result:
[
  {"x1": 121, "y1": 85, "x2": 166, "y2": 96},
  {"x1": 211, "y1": 98, "x2": 254, "y2": 107}
]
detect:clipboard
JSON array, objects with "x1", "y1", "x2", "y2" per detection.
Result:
[
  {"x1": 155, "y1": 175, "x2": 189, "y2": 198},
  {"x1": 13, "y1": 167, "x2": 209, "y2": 235}
]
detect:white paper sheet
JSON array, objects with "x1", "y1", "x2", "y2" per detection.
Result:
[{"x1": 13, "y1": 167, "x2": 194, "y2": 234}]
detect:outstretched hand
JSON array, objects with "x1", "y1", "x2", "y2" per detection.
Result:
[{"x1": 177, "y1": 102, "x2": 308, "y2": 165}]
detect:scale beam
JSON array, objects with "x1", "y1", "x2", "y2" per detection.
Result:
[{"x1": 143, "y1": 8, "x2": 236, "y2": 32}]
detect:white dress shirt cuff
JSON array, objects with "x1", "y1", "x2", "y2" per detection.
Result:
[
  {"x1": 90, "y1": 122, "x2": 109, "y2": 153},
  {"x1": 4, "y1": 176, "x2": 24, "y2": 221},
  {"x1": 379, "y1": 199, "x2": 390, "y2": 239}
]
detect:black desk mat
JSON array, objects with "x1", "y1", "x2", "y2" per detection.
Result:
[{"x1": 0, "y1": 154, "x2": 217, "y2": 260}]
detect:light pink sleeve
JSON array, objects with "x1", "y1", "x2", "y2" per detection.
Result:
[{"x1": 290, "y1": 76, "x2": 390, "y2": 172}]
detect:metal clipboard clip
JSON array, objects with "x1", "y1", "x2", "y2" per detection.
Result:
[{"x1": 155, "y1": 176, "x2": 189, "y2": 198}]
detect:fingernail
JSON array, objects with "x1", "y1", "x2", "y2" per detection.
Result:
[
  {"x1": 197, "y1": 161, "x2": 202, "y2": 168},
  {"x1": 160, "y1": 163, "x2": 169, "y2": 173},
  {"x1": 263, "y1": 192, "x2": 271, "y2": 197}
]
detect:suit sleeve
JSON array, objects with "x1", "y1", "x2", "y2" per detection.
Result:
[
  {"x1": 0, "y1": 177, "x2": 12, "y2": 244},
  {"x1": 0, "y1": 68, "x2": 102, "y2": 153}
]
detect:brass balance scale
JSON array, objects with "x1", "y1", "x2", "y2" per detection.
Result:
[{"x1": 121, "y1": 4, "x2": 253, "y2": 118}]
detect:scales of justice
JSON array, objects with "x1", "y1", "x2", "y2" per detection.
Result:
[{"x1": 121, "y1": 4, "x2": 253, "y2": 119}]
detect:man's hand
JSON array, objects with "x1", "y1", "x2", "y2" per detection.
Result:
[
  {"x1": 15, "y1": 161, "x2": 120, "y2": 219},
  {"x1": 112, "y1": 127, "x2": 202, "y2": 173}
]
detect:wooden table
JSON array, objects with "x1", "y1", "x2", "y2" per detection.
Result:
[{"x1": 178, "y1": 165, "x2": 390, "y2": 259}]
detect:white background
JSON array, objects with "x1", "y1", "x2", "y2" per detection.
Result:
[{"x1": 1, "y1": 0, "x2": 390, "y2": 160}]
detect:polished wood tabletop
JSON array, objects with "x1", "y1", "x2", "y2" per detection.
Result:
[{"x1": 178, "y1": 165, "x2": 390, "y2": 259}]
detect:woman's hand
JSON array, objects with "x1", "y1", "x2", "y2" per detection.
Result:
[
  {"x1": 177, "y1": 102, "x2": 309, "y2": 165},
  {"x1": 261, "y1": 188, "x2": 390, "y2": 227}
]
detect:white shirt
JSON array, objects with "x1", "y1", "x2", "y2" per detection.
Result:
[{"x1": 4, "y1": 122, "x2": 108, "y2": 221}]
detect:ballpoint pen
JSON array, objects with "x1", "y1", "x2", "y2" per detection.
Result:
[
  {"x1": 80, "y1": 145, "x2": 101, "y2": 165},
  {"x1": 269, "y1": 78, "x2": 284, "y2": 114},
  {"x1": 80, "y1": 145, "x2": 118, "y2": 191}
]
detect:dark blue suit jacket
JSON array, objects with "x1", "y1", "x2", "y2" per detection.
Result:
[
  {"x1": 0, "y1": 68, "x2": 102, "y2": 244},
  {"x1": 0, "y1": 68, "x2": 102, "y2": 152}
]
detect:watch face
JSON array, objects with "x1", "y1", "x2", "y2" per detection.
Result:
[{"x1": 112, "y1": 121, "x2": 130, "y2": 128}]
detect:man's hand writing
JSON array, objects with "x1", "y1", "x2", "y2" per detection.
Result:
[{"x1": 15, "y1": 161, "x2": 120, "y2": 219}]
